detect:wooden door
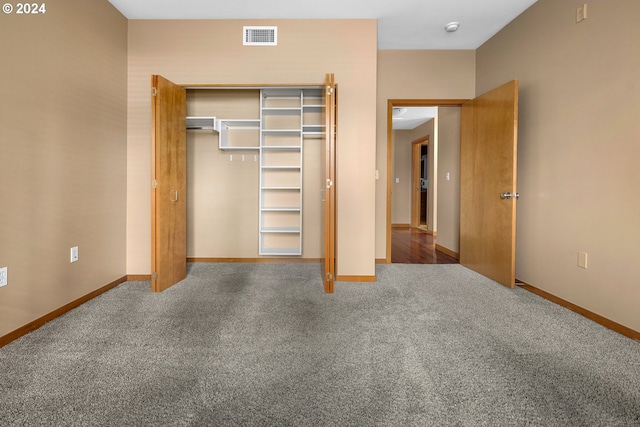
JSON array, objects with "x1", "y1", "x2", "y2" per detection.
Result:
[
  {"x1": 460, "y1": 80, "x2": 518, "y2": 288},
  {"x1": 151, "y1": 75, "x2": 187, "y2": 292},
  {"x1": 321, "y1": 74, "x2": 337, "y2": 293},
  {"x1": 411, "y1": 141, "x2": 421, "y2": 227},
  {"x1": 411, "y1": 137, "x2": 428, "y2": 228}
]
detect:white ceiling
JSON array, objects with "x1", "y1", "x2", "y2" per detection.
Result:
[
  {"x1": 392, "y1": 107, "x2": 438, "y2": 130},
  {"x1": 107, "y1": 0, "x2": 538, "y2": 50}
]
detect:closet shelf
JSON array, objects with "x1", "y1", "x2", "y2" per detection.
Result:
[
  {"x1": 261, "y1": 227, "x2": 301, "y2": 233},
  {"x1": 186, "y1": 116, "x2": 216, "y2": 130},
  {"x1": 261, "y1": 207, "x2": 301, "y2": 212},
  {"x1": 261, "y1": 186, "x2": 301, "y2": 190},
  {"x1": 261, "y1": 166, "x2": 301, "y2": 170},
  {"x1": 261, "y1": 145, "x2": 301, "y2": 150},
  {"x1": 262, "y1": 129, "x2": 301, "y2": 134},
  {"x1": 262, "y1": 108, "x2": 302, "y2": 114}
]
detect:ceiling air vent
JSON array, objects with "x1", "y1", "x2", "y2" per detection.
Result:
[{"x1": 243, "y1": 26, "x2": 277, "y2": 46}]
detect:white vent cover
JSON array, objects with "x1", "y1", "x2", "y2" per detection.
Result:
[{"x1": 243, "y1": 26, "x2": 277, "y2": 46}]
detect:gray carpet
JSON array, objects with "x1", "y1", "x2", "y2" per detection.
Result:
[{"x1": 1, "y1": 263, "x2": 639, "y2": 426}]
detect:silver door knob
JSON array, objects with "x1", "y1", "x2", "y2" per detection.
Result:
[{"x1": 501, "y1": 192, "x2": 519, "y2": 200}]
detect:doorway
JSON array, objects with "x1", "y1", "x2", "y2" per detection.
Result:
[
  {"x1": 386, "y1": 81, "x2": 518, "y2": 285},
  {"x1": 386, "y1": 99, "x2": 465, "y2": 264}
]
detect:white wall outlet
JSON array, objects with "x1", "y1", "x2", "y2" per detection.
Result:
[
  {"x1": 70, "y1": 246, "x2": 79, "y2": 263},
  {"x1": 578, "y1": 251, "x2": 588, "y2": 269},
  {"x1": 0, "y1": 267, "x2": 7, "y2": 287}
]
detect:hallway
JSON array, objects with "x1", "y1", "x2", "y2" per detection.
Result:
[{"x1": 391, "y1": 226, "x2": 458, "y2": 264}]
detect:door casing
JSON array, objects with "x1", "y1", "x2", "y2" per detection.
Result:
[
  {"x1": 386, "y1": 99, "x2": 466, "y2": 263},
  {"x1": 152, "y1": 78, "x2": 337, "y2": 292}
]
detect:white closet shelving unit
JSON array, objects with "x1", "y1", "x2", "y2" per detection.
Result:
[
  {"x1": 259, "y1": 88, "x2": 303, "y2": 255},
  {"x1": 188, "y1": 87, "x2": 324, "y2": 257}
]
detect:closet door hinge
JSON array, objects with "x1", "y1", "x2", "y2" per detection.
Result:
[
  {"x1": 152, "y1": 87, "x2": 157, "y2": 97},
  {"x1": 326, "y1": 272, "x2": 333, "y2": 281},
  {"x1": 326, "y1": 179, "x2": 333, "y2": 189},
  {"x1": 152, "y1": 272, "x2": 158, "y2": 281},
  {"x1": 152, "y1": 179, "x2": 157, "y2": 189},
  {"x1": 326, "y1": 86, "x2": 333, "y2": 96}
]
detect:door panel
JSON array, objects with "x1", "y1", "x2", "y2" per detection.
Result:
[
  {"x1": 411, "y1": 142, "x2": 421, "y2": 227},
  {"x1": 322, "y1": 73, "x2": 336, "y2": 293},
  {"x1": 411, "y1": 138, "x2": 428, "y2": 228},
  {"x1": 460, "y1": 80, "x2": 518, "y2": 288},
  {"x1": 151, "y1": 75, "x2": 187, "y2": 292}
]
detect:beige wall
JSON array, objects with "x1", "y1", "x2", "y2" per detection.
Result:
[
  {"x1": 391, "y1": 130, "x2": 412, "y2": 225},
  {"x1": 376, "y1": 50, "x2": 475, "y2": 259},
  {"x1": 0, "y1": 0, "x2": 128, "y2": 336},
  {"x1": 436, "y1": 107, "x2": 461, "y2": 254},
  {"x1": 477, "y1": 0, "x2": 640, "y2": 331},
  {"x1": 127, "y1": 20, "x2": 377, "y2": 276}
]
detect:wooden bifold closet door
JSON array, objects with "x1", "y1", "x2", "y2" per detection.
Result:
[
  {"x1": 322, "y1": 73, "x2": 337, "y2": 293},
  {"x1": 151, "y1": 75, "x2": 187, "y2": 292}
]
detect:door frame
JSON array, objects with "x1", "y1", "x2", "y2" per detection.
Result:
[
  {"x1": 152, "y1": 80, "x2": 336, "y2": 290},
  {"x1": 386, "y1": 99, "x2": 467, "y2": 263}
]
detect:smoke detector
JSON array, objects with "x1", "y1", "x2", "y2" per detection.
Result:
[
  {"x1": 392, "y1": 107, "x2": 407, "y2": 118},
  {"x1": 445, "y1": 22, "x2": 460, "y2": 32}
]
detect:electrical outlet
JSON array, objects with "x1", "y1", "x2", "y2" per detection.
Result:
[
  {"x1": 70, "y1": 246, "x2": 79, "y2": 263},
  {"x1": 0, "y1": 267, "x2": 7, "y2": 287}
]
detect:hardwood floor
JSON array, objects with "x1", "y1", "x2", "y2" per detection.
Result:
[{"x1": 391, "y1": 226, "x2": 458, "y2": 264}]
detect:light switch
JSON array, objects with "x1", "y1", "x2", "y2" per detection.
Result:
[
  {"x1": 578, "y1": 252, "x2": 588, "y2": 269},
  {"x1": 395, "y1": 178, "x2": 400, "y2": 183},
  {"x1": 446, "y1": 172, "x2": 450, "y2": 181},
  {"x1": 577, "y1": 4, "x2": 587, "y2": 22}
]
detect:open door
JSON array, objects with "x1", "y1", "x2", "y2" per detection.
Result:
[
  {"x1": 151, "y1": 75, "x2": 187, "y2": 292},
  {"x1": 321, "y1": 73, "x2": 337, "y2": 293},
  {"x1": 411, "y1": 137, "x2": 428, "y2": 228},
  {"x1": 460, "y1": 80, "x2": 518, "y2": 288}
]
